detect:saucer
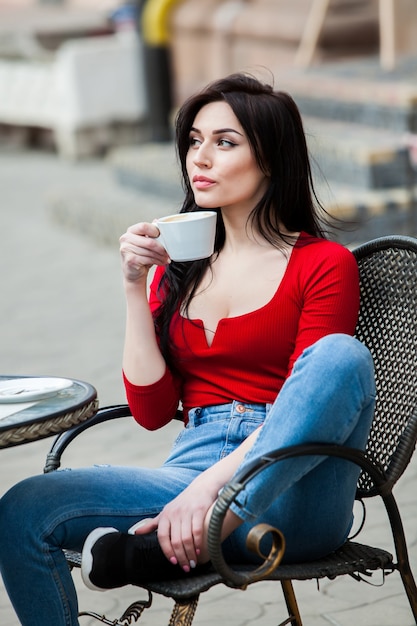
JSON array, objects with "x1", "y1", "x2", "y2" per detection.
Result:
[{"x1": 0, "y1": 378, "x2": 72, "y2": 403}]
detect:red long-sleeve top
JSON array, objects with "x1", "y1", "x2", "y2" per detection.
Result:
[{"x1": 123, "y1": 233, "x2": 360, "y2": 429}]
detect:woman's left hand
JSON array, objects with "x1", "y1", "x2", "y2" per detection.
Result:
[
  {"x1": 134, "y1": 482, "x2": 217, "y2": 572},
  {"x1": 134, "y1": 425, "x2": 264, "y2": 570}
]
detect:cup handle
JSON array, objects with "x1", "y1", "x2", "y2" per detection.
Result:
[{"x1": 155, "y1": 230, "x2": 164, "y2": 247}]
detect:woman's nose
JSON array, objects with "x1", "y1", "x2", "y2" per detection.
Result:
[{"x1": 193, "y1": 144, "x2": 211, "y2": 168}]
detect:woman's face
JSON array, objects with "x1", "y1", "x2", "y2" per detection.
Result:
[{"x1": 186, "y1": 101, "x2": 269, "y2": 214}]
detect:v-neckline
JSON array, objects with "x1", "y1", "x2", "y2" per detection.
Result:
[{"x1": 182, "y1": 236, "x2": 299, "y2": 348}]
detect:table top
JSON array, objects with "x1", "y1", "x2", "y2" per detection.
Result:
[{"x1": 0, "y1": 375, "x2": 98, "y2": 449}]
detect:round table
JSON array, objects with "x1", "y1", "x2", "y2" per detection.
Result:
[{"x1": 0, "y1": 375, "x2": 98, "y2": 449}]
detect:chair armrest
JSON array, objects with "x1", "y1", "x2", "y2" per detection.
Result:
[
  {"x1": 43, "y1": 404, "x2": 185, "y2": 473},
  {"x1": 207, "y1": 442, "x2": 388, "y2": 588},
  {"x1": 43, "y1": 405, "x2": 132, "y2": 473}
]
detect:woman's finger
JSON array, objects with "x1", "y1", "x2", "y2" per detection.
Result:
[{"x1": 119, "y1": 223, "x2": 170, "y2": 280}]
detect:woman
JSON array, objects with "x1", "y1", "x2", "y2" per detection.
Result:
[{"x1": 0, "y1": 73, "x2": 375, "y2": 625}]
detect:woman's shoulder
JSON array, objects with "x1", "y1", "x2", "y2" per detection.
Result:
[
  {"x1": 292, "y1": 233, "x2": 358, "y2": 282},
  {"x1": 295, "y1": 232, "x2": 356, "y2": 261}
]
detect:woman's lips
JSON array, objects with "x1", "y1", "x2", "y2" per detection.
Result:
[{"x1": 193, "y1": 176, "x2": 216, "y2": 189}]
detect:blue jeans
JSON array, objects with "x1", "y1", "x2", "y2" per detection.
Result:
[{"x1": 0, "y1": 334, "x2": 375, "y2": 626}]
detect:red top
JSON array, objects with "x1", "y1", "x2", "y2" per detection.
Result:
[{"x1": 123, "y1": 233, "x2": 360, "y2": 429}]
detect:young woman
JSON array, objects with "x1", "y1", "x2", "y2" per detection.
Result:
[{"x1": 0, "y1": 73, "x2": 375, "y2": 625}]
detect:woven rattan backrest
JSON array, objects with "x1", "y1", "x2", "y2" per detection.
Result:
[{"x1": 353, "y1": 236, "x2": 417, "y2": 494}]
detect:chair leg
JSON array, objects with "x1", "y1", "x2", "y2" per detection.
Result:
[
  {"x1": 280, "y1": 580, "x2": 303, "y2": 626},
  {"x1": 399, "y1": 564, "x2": 417, "y2": 623},
  {"x1": 168, "y1": 597, "x2": 199, "y2": 626}
]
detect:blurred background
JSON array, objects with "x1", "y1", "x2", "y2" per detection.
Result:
[{"x1": 0, "y1": 0, "x2": 416, "y2": 243}]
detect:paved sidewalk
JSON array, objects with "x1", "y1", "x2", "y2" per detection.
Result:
[{"x1": 0, "y1": 148, "x2": 416, "y2": 625}]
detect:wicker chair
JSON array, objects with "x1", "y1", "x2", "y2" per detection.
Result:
[{"x1": 44, "y1": 235, "x2": 417, "y2": 626}]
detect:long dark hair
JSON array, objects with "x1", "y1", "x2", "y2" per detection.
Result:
[{"x1": 154, "y1": 72, "x2": 326, "y2": 367}]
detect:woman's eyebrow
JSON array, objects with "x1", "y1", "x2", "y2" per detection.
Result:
[{"x1": 190, "y1": 126, "x2": 243, "y2": 137}]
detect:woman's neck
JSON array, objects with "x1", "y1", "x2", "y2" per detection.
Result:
[{"x1": 219, "y1": 209, "x2": 298, "y2": 255}]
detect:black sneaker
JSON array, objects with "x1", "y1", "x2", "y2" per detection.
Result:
[{"x1": 81, "y1": 527, "x2": 198, "y2": 591}]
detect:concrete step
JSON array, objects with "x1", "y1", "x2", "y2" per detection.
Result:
[
  {"x1": 280, "y1": 56, "x2": 417, "y2": 133},
  {"x1": 305, "y1": 116, "x2": 411, "y2": 190},
  {"x1": 108, "y1": 143, "x2": 182, "y2": 201},
  {"x1": 46, "y1": 175, "x2": 175, "y2": 247},
  {"x1": 316, "y1": 182, "x2": 414, "y2": 245},
  {"x1": 47, "y1": 143, "x2": 183, "y2": 245}
]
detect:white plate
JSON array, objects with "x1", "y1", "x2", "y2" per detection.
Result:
[{"x1": 0, "y1": 378, "x2": 72, "y2": 403}]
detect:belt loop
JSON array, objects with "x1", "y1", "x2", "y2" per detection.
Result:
[{"x1": 187, "y1": 406, "x2": 202, "y2": 427}]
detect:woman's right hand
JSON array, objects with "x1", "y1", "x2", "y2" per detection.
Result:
[{"x1": 119, "y1": 221, "x2": 170, "y2": 284}]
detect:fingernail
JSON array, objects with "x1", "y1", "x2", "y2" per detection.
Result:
[
  {"x1": 182, "y1": 565, "x2": 190, "y2": 573},
  {"x1": 170, "y1": 556, "x2": 178, "y2": 565},
  {"x1": 189, "y1": 560, "x2": 196, "y2": 569}
]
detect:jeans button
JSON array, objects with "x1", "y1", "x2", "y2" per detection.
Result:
[{"x1": 235, "y1": 404, "x2": 246, "y2": 413}]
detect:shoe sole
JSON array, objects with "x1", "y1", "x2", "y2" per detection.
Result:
[
  {"x1": 128, "y1": 518, "x2": 155, "y2": 535},
  {"x1": 81, "y1": 527, "x2": 118, "y2": 592}
]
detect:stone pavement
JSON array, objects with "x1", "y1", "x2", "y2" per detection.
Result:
[{"x1": 0, "y1": 147, "x2": 416, "y2": 625}]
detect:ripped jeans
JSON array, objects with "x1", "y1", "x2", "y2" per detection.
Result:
[{"x1": 0, "y1": 334, "x2": 375, "y2": 625}]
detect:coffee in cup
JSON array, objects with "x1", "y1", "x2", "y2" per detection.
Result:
[{"x1": 156, "y1": 211, "x2": 217, "y2": 262}]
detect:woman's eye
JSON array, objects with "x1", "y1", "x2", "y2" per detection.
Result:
[
  {"x1": 189, "y1": 137, "x2": 201, "y2": 147},
  {"x1": 218, "y1": 139, "x2": 236, "y2": 148}
]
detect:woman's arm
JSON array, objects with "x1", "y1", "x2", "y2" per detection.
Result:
[
  {"x1": 287, "y1": 241, "x2": 360, "y2": 374},
  {"x1": 119, "y1": 221, "x2": 181, "y2": 431},
  {"x1": 120, "y1": 222, "x2": 169, "y2": 386}
]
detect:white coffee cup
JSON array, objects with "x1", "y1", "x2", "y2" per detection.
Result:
[{"x1": 156, "y1": 211, "x2": 217, "y2": 262}]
